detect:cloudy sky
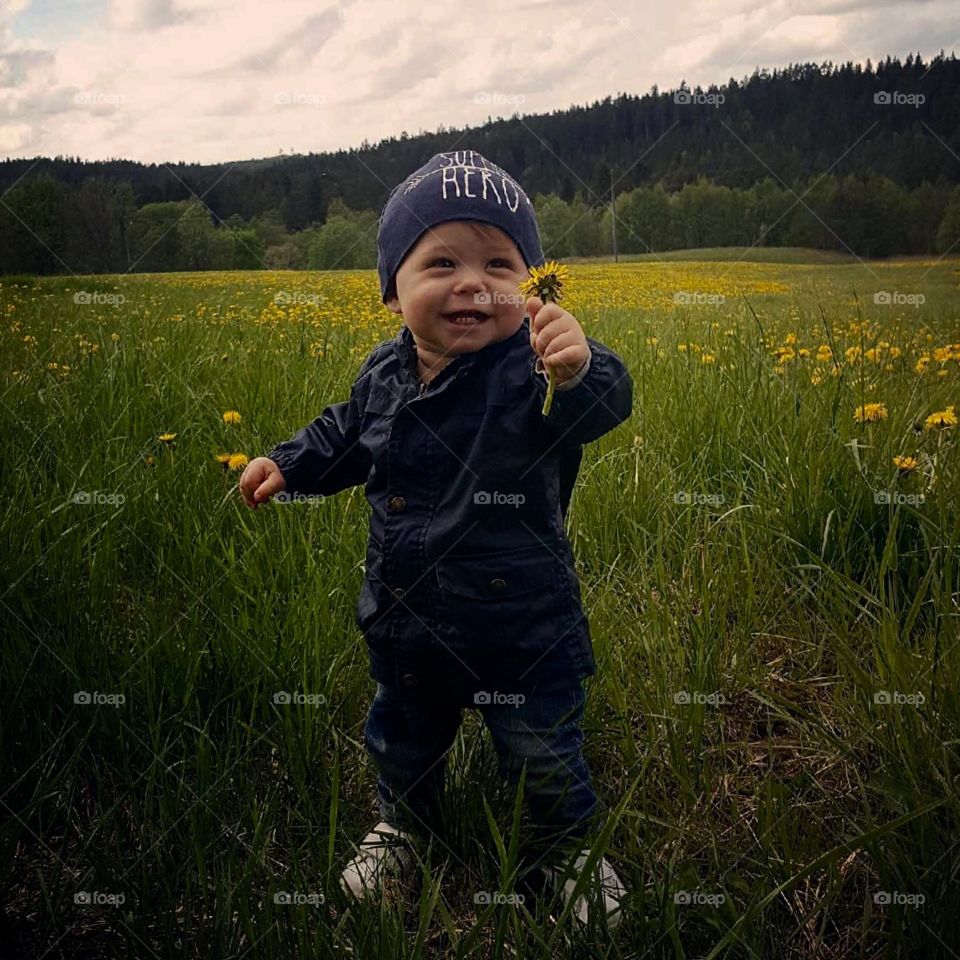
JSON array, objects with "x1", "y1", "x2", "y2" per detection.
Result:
[{"x1": 1, "y1": 0, "x2": 957, "y2": 164}]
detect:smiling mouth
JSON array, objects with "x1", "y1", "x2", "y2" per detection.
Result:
[{"x1": 443, "y1": 311, "x2": 490, "y2": 326}]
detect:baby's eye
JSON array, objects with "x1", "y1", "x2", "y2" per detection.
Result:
[
  {"x1": 429, "y1": 258, "x2": 454, "y2": 267},
  {"x1": 489, "y1": 259, "x2": 512, "y2": 268}
]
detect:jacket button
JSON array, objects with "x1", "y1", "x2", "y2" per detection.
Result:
[
  {"x1": 401, "y1": 673, "x2": 418, "y2": 689},
  {"x1": 388, "y1": 495, "x2": 406, "y2": 512},
  {"x1": 393, "y1": 587, "x2": 406, "y2": 599},
  {"x1": 489, "y1": 577, "x2": 507, "y2": 593}
]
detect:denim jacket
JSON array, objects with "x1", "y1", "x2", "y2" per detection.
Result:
[{"x1": 266, "y1": 316, "x2": 633, "y2": 698}]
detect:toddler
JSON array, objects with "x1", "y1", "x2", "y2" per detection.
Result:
[{"x1": 239, "y1": 150, "x2": 633, "y2": 929}]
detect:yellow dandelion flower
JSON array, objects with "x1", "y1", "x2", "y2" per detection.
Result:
[
  {"x1": 854, "y1": 402, "x2": 888, "y2": 424},
  {"x1": 227, "y1": 453, "x2": 249, "y2": 471},
  {"x1": 923, "y1": 406, "x2": 957, "y2": 431},
  {"x1": 517, "y1": 260, "x2": 570, "y2": 303},
  {"x1": 893, "y1": 455, "x2": 918, "y2": 473},
  {"x1": 916, "y1": 355, "x2": 931, "y2": 375},
  {"x1": 701, "y1": 353, "x2": 716, "y2": 364},
  {"x1": 215, "y1": 453, "x2": 232, "y2": 468},
  {"x1": 222, "y1": 410, "x2": 242, "y2": 424},
  {"x1": 517, "y1": 260, "x2": 571, "y2": 417},
  {"x1": 158, "y1": 432, "x2": 177, "y2": 443}
]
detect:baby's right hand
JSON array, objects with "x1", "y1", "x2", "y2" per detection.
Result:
[{"x1": 239, "y1": 457, "x2": 286, "y2": 509}]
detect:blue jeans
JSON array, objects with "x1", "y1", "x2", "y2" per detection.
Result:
[{"x1": 362, "y1": 677, "x2": 598, "y2": 863}]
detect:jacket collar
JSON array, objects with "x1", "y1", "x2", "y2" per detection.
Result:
[{"x1": 392, "y1": 317, "x2": 530, "y2": 385}]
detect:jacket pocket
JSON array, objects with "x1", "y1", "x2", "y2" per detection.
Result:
[
  {"x1": 435, "y1": 545, "x2": 557, "y2": 598},
  {"x1": 433, "y1": 543, "x2": 565, "y2": 657}
]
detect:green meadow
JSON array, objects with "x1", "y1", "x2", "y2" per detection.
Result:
[{"x1": 2, "y1": 254, "x2": 959, "y2": 957}]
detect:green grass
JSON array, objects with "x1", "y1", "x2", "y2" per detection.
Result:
[{"x1": 2, "y1": 259, "x2": 959, "y2": 958}]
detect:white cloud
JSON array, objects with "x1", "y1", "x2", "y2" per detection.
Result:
[
  {"x1": 0, "y1": 0, "x2": 957, "y2": 164},
  {"x1": 108, "y1": 0, "x2": 192, "y2": 31}
]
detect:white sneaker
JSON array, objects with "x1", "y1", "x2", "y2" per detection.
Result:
[
  {"x1": 339, "y1": 821, "x2": 416, "y2": 901},
  {"x1": 540, "y1": 848, "x2": 626, "y2": 930}
]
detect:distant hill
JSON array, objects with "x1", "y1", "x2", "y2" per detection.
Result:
[
  {"x1": 2, "y1": 52, "x2": 959, "y2": 275},
  {"x1": 2, "y1": 53, "x2": 958, "y2": 222}
]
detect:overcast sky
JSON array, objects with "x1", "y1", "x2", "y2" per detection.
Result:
[{"x1": 1, "y1": 0, "x2": 957, "y2": 164}]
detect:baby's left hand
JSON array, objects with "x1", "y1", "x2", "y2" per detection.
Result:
[{"x1": 526, "y1": 297, "x2": 589, "y2": 385}]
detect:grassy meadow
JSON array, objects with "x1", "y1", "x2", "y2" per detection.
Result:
[{"x1": 2, "y1": 254, "x2": 959, "y2": 958}]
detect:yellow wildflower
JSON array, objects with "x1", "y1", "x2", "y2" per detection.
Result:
[
  {"x1": 854, "y1": 403, "x2": 888, "y2": 424},
  {"x1": 227, "y1": 453, "x2": 249, "y2": 471},
  {"x1": 158, "y1": 433, "x2": 177, "y2": 443},
  {"x1": 222, "y1": 410, "x2": 242, "y2": 424},
  {"x1": 923, "y1": 406, "x2": 957, "y2": 431},
  {"x1": 893, "y1": 455, "x2": 918, "y2": 473}
]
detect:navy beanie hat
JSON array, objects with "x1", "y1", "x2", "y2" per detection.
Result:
[{"x1": 376, "y1": 149, "x2": 545, "y2": 304}]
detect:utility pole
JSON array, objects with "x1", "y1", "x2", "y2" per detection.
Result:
[{"x1": 610, "y1": 166, "x2": 618, "y2": 263}]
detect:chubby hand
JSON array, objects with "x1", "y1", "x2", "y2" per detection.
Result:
[
  {"x1": 238, "y1": 457, "x2": 286, "y2": 509},
  {"x1": 526, "y1": 297, "x2": 589, "y2": 385}
]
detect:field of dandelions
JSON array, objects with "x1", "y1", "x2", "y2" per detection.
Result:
[{"x1": 3, "y1": 256, "x2": 959, "y2": 958}]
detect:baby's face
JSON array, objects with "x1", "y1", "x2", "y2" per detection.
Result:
[{"x1": 385, "y1": 220, "x2": 529, "y2": 362}]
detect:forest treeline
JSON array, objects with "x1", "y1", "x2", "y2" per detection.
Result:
[{"x1": 2, "y1": 52, "x2": 959, "y2": 274}]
